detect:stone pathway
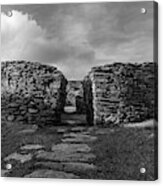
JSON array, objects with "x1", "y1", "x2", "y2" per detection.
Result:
[
  {"x1": 16, "y1": 125, "x2": 38, "y2": 135},
  {"x1": 3, "y1": 126, "x2": 98, "y2": 178},
  {"x1": 4, "y1": 152, "x2": 33, "y2": 163},
  {"x1": 24, "y1": 169, "x2": 79, "y2": 179}
]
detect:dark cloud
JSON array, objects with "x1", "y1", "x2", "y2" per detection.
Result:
[{"x1": 1, "y1": 2, "x2": 154, "y2": 79}]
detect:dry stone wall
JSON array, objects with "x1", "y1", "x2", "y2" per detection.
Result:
[
  {"x1": 83, "y1": 62, "x2": 157, "y2": 126},
  {"x1": 1, "y1": 61, "x2": 67, "y2": 126}
]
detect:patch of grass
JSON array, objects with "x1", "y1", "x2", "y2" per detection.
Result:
[{"x1": 86, "y1": 127, "x2": 157, "y2": 180}]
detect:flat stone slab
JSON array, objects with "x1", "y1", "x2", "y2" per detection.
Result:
[
  {"x1": 71, "y1": 127, "x2": 86, "y2": 132},
  {"x1": 51, "y1": 143, "x2": 91, "y2": 153},
  {"x1": 57, "y1": 128, "x2": 67, "y2": 134},
  {"x1": 36, "y1": 151, "x2": 96, "y2": 162},
  {"x1": 24, "y1": 169, "x2": 79, "y2": 179},
  {"x1": 63, "y1": 120, "x2": 77, "y2": 125},
  {"x1": 35, "y1": 162, "x2": 96, "y2": 173},
  {"x1": 82, "y1": 131, "x2": 91, "y2": 135},
  {"x1": 64, "y1": 106, "x2": 76, "y2": 113},
  {"x1": 4, "y1": 152, "x2": 32, "y2": 163},
  {"x1": 35, "y1": 162, "x2": 63, "y2": 170},
  {"x1": 123, "y1": 119, "x2": 155, "y2": 128},
  {"x1": 17, "y1": 125, "x2": 38, "y2": 135},
  {"x1": 62, "y1": 134, "x2": 97, "y2": 143},
  {"x1": 20, "y1": 144, "x2": 45, "y2": 151},
  {"x1": 63, "y1": 133, "x2": 95, "y2": 138},
  {"x1": 63, "y1": 162, "x2": 96, "y2": 172},
  {"x1": 95, "y1": 128, "x2": 115, "y2": 135},
  {"x1": 63, "y1": 132, "x2": 81, "y2": 138}
]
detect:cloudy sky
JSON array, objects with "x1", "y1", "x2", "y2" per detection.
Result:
[{"x1": 1, "y1": 2, "x2": 154, "y2": 80}]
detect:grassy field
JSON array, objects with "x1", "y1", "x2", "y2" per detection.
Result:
[
  {"x1": 1, "y1": 120, "x2": 157, "y2": 180},
  {"x1": 89, "y1": 126, "x2": 157, "y2": 180}
]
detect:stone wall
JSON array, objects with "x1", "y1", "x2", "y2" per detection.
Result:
[
  {"x1": 83, "y1": 62, "x2": 157, "y2": 126},
  {"x1": 83, "y1": 76, "x2": 94, "y2": 125},
  {"x1": 76, "y1": 95, "x2": 86, "y2": 114},
  {"x1": 1, "y1": 61, "x2": 67, "y2": 126}
]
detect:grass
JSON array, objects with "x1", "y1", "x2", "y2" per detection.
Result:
[
  {"x1": 1, "y1": 121, "x2": 64, "y2": 177},
  {"x1": 1, "y1": 119, "x2": 157, "y2": 180},
  {"x1": 86, "y1": 126, "x2": 157, "y2": 180}
]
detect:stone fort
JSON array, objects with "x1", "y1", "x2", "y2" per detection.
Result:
[{"x1": 1, "y1": 61, "x2": 157, "y2": 127}]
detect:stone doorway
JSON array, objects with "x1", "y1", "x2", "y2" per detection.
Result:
[{"x1": 61, "y1": 81, "x2": 87, "y2": 126}]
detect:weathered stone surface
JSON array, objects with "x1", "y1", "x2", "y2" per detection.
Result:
[
  {"x1": 35, "y1": 162, "x2": 63, "y2": 170},
  {"x1": 83, "y1": 62, "x2": 157, "y2": 126},
  {"x1": 57, "y1": 128, "x2": 67, "y2": 134},
  {"x1": 4, "y1": 152, "x2": 32, "y2": 163},
  {"x1": 51, "y1": 143, "x2": 91, "y2": 153},
  {"x1": 7, "y1": 115, "x2": 15, "y2": 121},
  {"x1": 17, "y1": 125, "x2": 38, "y2": 135},
  {"x1": 36, "y1": 151, "x2": 96, "y2": 162},
  {"x1": 123, "y1": 119, "x2": 155, "y2": 128},
  {"x1": 62, "y1": 162, "x2": 96, "y2": 172},
  {"x1": 35, "y1": 162, "x2": 96, "y2": 173},
  {"x1": 62, "y1": 134, "x2": 97, "y2": 143},
  {"x1": 17, "y1": 128, "x2": 37, "y2": 135},
  {"x1": 20, "y1": 144, "x2": 44, "y2": 151},
  {"x1": 64, "y1": 106, "x2": 76, "y2": 113},
  {"x1": 1, "y1": 61, "x2": 67, "y2": 126},
  {"x1": 62, "y1": 120, "x2": 77, "y2": 125},
  {"x1": 95, "y1": 128, "x2": 115, "y2": 135},
  {"x1": 24, "y1": 169, "x2": 79, "y2": 178},
  {"x1": 71, "y1": 127, "x2": 86, "y2": 132},
  {"x1": 63, "y1": 133, "x2": 86, "y2": 138},
  {"x1": 28, "y1": 108, "x2": 38, "y2": 114}
]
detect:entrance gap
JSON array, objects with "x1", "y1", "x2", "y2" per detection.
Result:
[{"x1": 61, "y1": 81, "x2": 87, "y2": 126}]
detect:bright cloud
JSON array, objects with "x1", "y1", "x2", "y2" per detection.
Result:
[
  {"x1": 1, "y1": 2, "x2": 154, "y2": 80},
  {"x1": 1, "y1": 11, "x2": 60, "y2": 62}
]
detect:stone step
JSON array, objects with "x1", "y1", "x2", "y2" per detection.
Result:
[
  {"x1": 51, "y1": 143, "x2": 91, "y2": 153},
  {"x1": 62, "y1": 134, "x2": 97, "y2": 143},
  {"x1": 24, "y1": 169, "x2": 79, "y2": 178},
  {"x1": 57, "y1": 128, "x2": 67, "y2": 134},
  {"x1": 16, "y1": 125, "x2": 38, "y2": 135},
  {"x1": 36, "y1": 151, "x2": 96, "y2": 163},
  {"x1": 35, "y1": 162, "x2": 96, "y2": 174},
  {"x1": 63, "y1": 133, "x2": 90, "y2": 138},
  {"x1": 4, "y1": 152, "x2": 33, "y2": 163},
  {"x1": 71, "y1": 127, "x2": 86, "y2": 132},
  {"x1": 20, "y1": 144, "x2": 45, "y2": 152}
]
